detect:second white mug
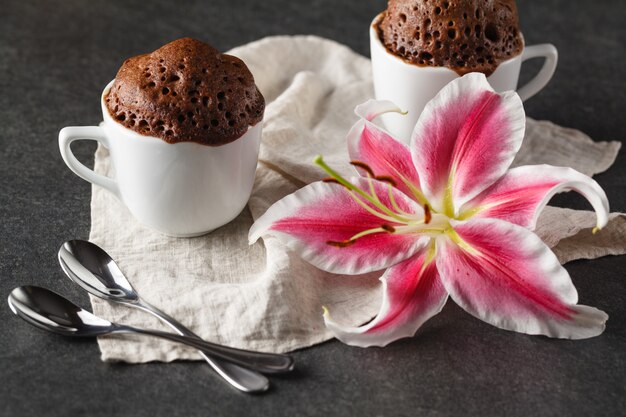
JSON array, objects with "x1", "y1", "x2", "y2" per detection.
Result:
[{"x1": 370, "y1": 13, "x2": 558, "y2": 143}]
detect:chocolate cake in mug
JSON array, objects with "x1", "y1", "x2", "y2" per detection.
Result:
[
  {"x1": 59, "y1": 38, "x2": 265, "y2": 236},
  {"x1": 105, "y1": 38, "x2": 264, "y2": 146},
  {"x1": 377, "y1": 0, "x2": 524, "y2": 76}
]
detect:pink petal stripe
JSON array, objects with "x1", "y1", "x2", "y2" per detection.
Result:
[
  {"x1": 436, "y1": 218, "x2": 607, "y2": 339},
  {"x1": 347, "y1": 107, "x2": 421, "y2": 199},
  {"x1": 411, "y1": 73, "x2": 525, "y2": 214},
  {"x1": 460, "y1": 165, "x2": 610, "y2": 230},
  {"x1": 324, "y1": 249, "x2": 448, "y2": 347},
  {"x1": 249, "y1": 178, "x2": 427, "y2": 275}
]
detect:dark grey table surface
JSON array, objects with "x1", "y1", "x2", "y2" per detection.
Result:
[{"x1": 1, "y1": 1, "x2": 625, "y2": 416}]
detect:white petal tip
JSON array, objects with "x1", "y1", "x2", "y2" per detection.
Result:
[
  {"x1": 354, "y1": 99, "x2": 405, "y2": 121},
  {"x1": 592, "y1": 226, "x2": 601, "y2": 235},
  {"x1": 247, "y1": 229, "x2": 261, "y2": 245},
  {"x1": 322, "y1": 310, "x2": 373, "y2": 347},
  {"x1": 566, "y1": 306, "x2": 608, "y2": 339}
]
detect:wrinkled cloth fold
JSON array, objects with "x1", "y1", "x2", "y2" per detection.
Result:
[{"x1": 88, "y1": 36, "x2": 624, "y2": 362}]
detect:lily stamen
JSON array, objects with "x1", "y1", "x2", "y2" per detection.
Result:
[
  {"x1": 424, "y1": 204, "x2": 432, "y2": 224},
  {"x1": 401, "y1": 176, "x2": 428, "y2": 205},
  {"x1": 367, "y1": 176, "x2": 382, "y2": 205},
  {"x1": 315, "y1": 156, "x2": 412, "y2": 223},
  {"x1": 375, "y1": 176, "x2": 397, "y2": 187},
  {"x1": 323, "y1": 177, "x2": 341, "y2": 185},
  {"x1": 387, "y1": 185, "x2": 414, "y2": 217},
  {"x1": 393, "y1": 224, "x2": 447, "y2": 235},
  {"x1": 326, "y1": 239, "x2": 355, "y2": 248},
  {"x1": 350, "y1": 160, "x2": 375, "y2": 177},
  {"x1": 327, "y1": 224, "x2": 396, "y2": 248},
  {"x1": 347, "y1": 226, "x2": 395, "y2": 243},
  {"x1": 346, "y1": 190, "x2": 403, "y2": 223}
]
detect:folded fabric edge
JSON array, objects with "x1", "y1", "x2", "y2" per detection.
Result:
[
  {"x1": 526, "y1": 118, "x2": 622, "y2": 176},
  {"x1": 97, "y1": 329, "x2": 338, "y2": 362},
  {"x1": 552, "y1": 212, "x2": 626, "y2": 264},
  {"x1": 227, "y1": 34, "x2": 367, "y2": 60}
]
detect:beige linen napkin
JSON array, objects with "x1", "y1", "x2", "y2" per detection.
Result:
[{"x1": 89, "y1": 36, "x2": 624, "y2": 362}]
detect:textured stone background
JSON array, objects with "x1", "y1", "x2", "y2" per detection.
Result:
[{"x1": 1, "y1": 1, "x2": 624, "y2": 416}]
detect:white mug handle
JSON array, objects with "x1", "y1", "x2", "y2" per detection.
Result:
[
  {"x1": 517, "y1": 43, "x2": 558, "y2": 101},
  {"x1": 59, "y1": 126, "x2": 120, "y2": 199}
]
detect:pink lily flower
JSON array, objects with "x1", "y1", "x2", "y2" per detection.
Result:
[{"x1": 249, "y1": 73, "x2": 609, "y2": 347}]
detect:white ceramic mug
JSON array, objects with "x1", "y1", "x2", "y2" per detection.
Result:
[
  {"x1": 370, "y1": 13, "x2": 558, "y2": 142},
  {"x1": 59, "y1": 80, "x2": 262, "y2": 237}
]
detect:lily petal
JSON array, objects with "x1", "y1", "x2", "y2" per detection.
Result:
[
  {"x1": 354, "y1": 99, "x2": 404, "y2": 121},
  {"x1": 249, "y1": 178, "x2": 427, "y2": 275},
  {"x1": 347, "y1": 100, "x2": 423, "y2": 202},
  {"x1": 460, "y1": 165, "x2": 610, "y2": 230},
  {"x1": 411, "y1": 73, "x2": 525, "y2": 215},
  {"x1": 324, "y1": 248, "x2": 448, "y2": 347},
  {"x1": 436, "y1": 218, "x2": 607, "y2": 339}
]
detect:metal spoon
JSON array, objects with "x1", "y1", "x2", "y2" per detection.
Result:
[
  {"x1": 8, "y1": 286, "x2": 294, "y2": 376},
  {"x1": 57, "y1": 240, "x2": 275, "y2": 394}
]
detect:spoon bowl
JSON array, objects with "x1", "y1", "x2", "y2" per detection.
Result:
[
  {"x1": 8, "y1": 286, "x2": 114, "y2": 336},
  {"x1": 58, "y1": 240, "x2": 137, "y2": 302}
]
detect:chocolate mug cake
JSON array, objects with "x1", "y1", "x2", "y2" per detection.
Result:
[
  {"x1": 60, "y1": 38, "x2": 265, "y2": 236},
  {"x1": 369, "y1": 0, "x2": 557, "y2": 142},
  {"x1": 105, "y1": 38, "x2": 264, "y2": 146},
  {"x1": 376, "y1": 0, "x2": 524, "y2": 76}
]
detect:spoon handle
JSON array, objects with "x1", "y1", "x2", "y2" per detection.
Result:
[
  {"x1": 112, "y1": 324, "x2": 294, "y2": 374},
  {"x1": 134, "y1": 300, "x2": 270, "y2": 393}
]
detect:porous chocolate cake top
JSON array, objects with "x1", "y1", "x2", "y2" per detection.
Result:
[
  {"x1": 378, "y1": 0, "x2": 523, "y2": 76},
  {"x1": 105, "y1": 38, "x2": 264, "y2": 146}
]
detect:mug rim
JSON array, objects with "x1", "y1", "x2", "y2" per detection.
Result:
[
  {"x1": 100, "y1": 80, "x2": 260, "y2": 146},
  {"x1": 370, "y1": 12, "x2": 525, "y2": 74}
]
